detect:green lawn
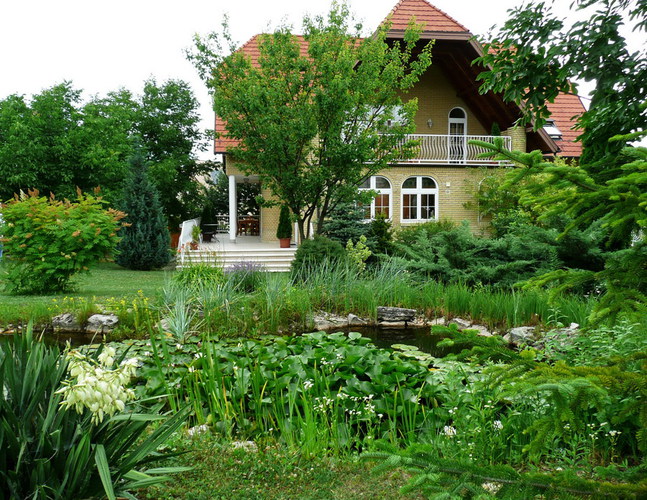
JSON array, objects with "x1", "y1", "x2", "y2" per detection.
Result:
[
  {"x1": 0, "y1": 262, "x2": 169, "y2": 326},
  {"x1": 143, "y1": 438, "x2": 420, "y2": 500}
]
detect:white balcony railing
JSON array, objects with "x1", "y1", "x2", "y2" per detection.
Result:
[{"x1": 395, "y1": 134, "x2": 512, "y2": 165}]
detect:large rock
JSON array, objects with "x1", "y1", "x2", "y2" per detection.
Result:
[
  {"x1": 448, "y1": 317, "x2": 471, "y2": 329},
  {"x1": 503, "y1": 326, "x2": 536, "y2": 344},
  {"x1": 377, "y1": 307, "x2": 416, "y2": 323},
  {"x1": 348, "y1": 313, "x2": 367, "y2": 326},
  {"x1": 52, "y1": 313, "x2": 82, "y2": 332},
  {"x1": 85, "y1": 314, "x2": 119, "y2": 334},
  {"x1": 466, "y1": 324, "x2": 493, "y2": 337},
  {"x1": 313, "y1": 313, "x2": 348, "y2": 331}
]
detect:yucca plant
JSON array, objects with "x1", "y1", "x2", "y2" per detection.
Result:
[{"x1": 0, "y1": 326, "x2": 190, "y2": 500}]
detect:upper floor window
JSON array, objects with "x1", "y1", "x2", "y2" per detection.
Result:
[
  {"x1": 402, "y1": 176, "x2": 438, "y2": 221},
  {"x1": 358, "y1": 175, "x2": 392, "y2": 219}
]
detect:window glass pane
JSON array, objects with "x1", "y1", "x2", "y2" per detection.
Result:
[
  {"x1": 421, "y1": 194, "x2": 435, "y2": 219},
  {"x1": 375, "y1": 176, "x2": 390, "y2": 189},
  {"x1": 375, "y1": 194, "x2": 389, "y2": 218},
  {"x1": 403, "y1": 177, "x2": 416, "y2": 189},
  {"x1": 403, "y1": 194, "x2": 417, "y2": 220},
  {"x1": 358, "y1": 178, "x2": 370, "y2": 189},
  {"x1": 421, "y1": 177, "x2": 436, "y2": 189},
  {"x1": 449, "y1": 108, "x2": 466, "y2": 119}
]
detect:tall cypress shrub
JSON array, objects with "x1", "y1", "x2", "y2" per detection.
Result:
[{"x1": 116, "y1": 148, "x2": 171, "y2": 270}]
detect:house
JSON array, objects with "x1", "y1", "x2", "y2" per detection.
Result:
[{"x1": 214, "y1": 0, "x2": 586, "y2": 245}]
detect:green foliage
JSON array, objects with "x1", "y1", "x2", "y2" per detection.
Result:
[
  {"x1": 321, "y1": 201, "x2": 370, "y2": 246},
  {"x1": 367, "y1": 213, "x2": 394, "y2": 256},
  {"x1": 487, "y1": 350, "x2": 647, "y2": 461},
  {"x1": 363, "y1": 441, "x2": 647, "y2": 499},
  {"x1": 115, "y1": 147, "x2": 171, "y2": 270},
  {"x1": 291, "y1": 235, "x2": 347, "y2": 279},
  {"x1": 0, "y1": 326, "x2": 190, "y2": 500},
  {"x1": 434, "y1": 325, "x2": 523, "y2": 364},
  {"x1": 188, "y1": 3, "x2": 432, "y2": 239},
  {"x1": 175, "y1": 331, "x2": 439, "y2": 451},
  {"x1": 224, "y1": 261, "x2": 267, "y2": 293},
  {"x1": 276, "y1": 205, "x2": 292, "y2": 239},
  {"x1": 473, "y1": 138, "x2": 647, "y2": 323},
  {"x1": 170, "y1": 264, "x2": 225, "y2": 291},
  {"x1": 394, "y1": 219, "x2": 457, "y2": 247},
  {"x1": 1, "y1": 191, "x2": 124, "y2": 294},
  {"x1": 476, "y1": 0, "x2": 646, "y2": 167},
  {"x1": 0, "y1": 79, "x2": 210, "y2": 226},
  {"x1": 473, "y1": 0, "x2": 646, "y2": 324},
  {"x1": 346, "y1": 235, "x2": 372, "y2": 273},
  {"x1": 393, "y1": 222, "x2": 559, "y2": 288}
]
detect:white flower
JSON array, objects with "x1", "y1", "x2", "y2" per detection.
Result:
[
  {"x1": 493, "y1": 420, "x2": 503, "y2": 431},
  {"x1": 303, "y1": 380, "x2": 314, "y2": 390},
  {"x1": 57, "y1": 347, "x2": 139, "y2": 425},
  {"x1": 482, "y1": 482, "x2": 501, "y2": 495},
  {"x1": 443, "y1": 425, "x2": 457, "y2": 437}
]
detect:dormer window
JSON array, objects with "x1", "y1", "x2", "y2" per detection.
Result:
[{"x1": 543, "y1": 119, "x2": 562, "y2": 140}]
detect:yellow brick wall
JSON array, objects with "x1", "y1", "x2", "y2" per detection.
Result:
[
  {"x1": 260, "y1": 188, "x2": 282, "y2": 242},
  {"x1": 504, "y1": 125, "x2": 527, "y2": 152},
  {"x1": 402, "y1": 66, "x2": 488, "y2": 136},
  {"x1": 373, "y1": 165, "x2": 493, "y2": 233}
]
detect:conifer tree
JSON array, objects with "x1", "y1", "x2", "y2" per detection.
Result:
[{"x1": 116, "y1": 147, "x2": 171, "y2": 270}]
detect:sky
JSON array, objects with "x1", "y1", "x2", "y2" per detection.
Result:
[{"x1": 1, "y1": 0, "x2": 644, "y2": 158}]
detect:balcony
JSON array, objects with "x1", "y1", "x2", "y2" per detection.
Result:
[{"x1": 395, "y1": 134, "x2": 512, "y2": 165}]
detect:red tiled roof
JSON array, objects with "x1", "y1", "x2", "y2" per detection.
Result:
[
  {"x1": 216, "y1": 3, "x2": 585, "y2": 158},
  {"x1": 381, "y1": 0, "x2": 470, "y2": 35},
  {"x1": 546, "y1": 92, "x2": 586, "y2": 157}
]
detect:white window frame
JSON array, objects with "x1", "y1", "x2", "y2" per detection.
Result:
[
  {"x1": 401, "y1": 176, "x2": 439, "y2": 222},
  {"x1": 358, "y1": 175, "x2": 392, "y2": 220}
]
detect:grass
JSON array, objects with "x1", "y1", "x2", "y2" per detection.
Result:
[
  {"x1": 142, "y1": 437, "x2": 420, "y2": 500},
  {"x1": 1, "y1": 258, "x2": 597, "y2": 334},
  {"x1": 0, "y1": 261, "x2": 168, "y2": 326}
]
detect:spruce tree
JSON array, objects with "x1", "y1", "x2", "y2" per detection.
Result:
[{"x1": 116, "y1": 148, "x2": 171, "y2": 270}]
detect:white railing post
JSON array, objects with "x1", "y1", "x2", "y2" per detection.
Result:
[{"x1": 228, "y1": 175, "x2": 237, "y2": 242}]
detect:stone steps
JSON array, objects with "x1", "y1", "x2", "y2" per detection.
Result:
[{"x1": 177, "y1": 248, "x2": 296, "y2": 272}]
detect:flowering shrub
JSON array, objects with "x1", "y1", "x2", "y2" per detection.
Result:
[
  {"x1": 0, "y1": 190, "x2": 125, "y2": 293},
  {"x1": 0, "y1": 326, "x2": 189, "y2": 500},
  {"x1": 225, "y1": 260, "x2": 266, "y2": 292},
  {"x1": 57, "y1": 346, "x2": 139, "y2": 424},
  {"x1": 346, "y1": 235, "x2": 372, "y2": 273}
]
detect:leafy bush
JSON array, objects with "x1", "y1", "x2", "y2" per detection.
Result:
[
  {"x1": 0, "y1": 190, "x2": 125, "y2": 293},
  {"x1": 291, "y1": 235, "x2": 346, "y2": 278},
  {"x1": 115, "y1": 148, "x2": 171, "y2": 270},
  {"x1": 181, "y1": 331, "x2": 439, "y2": 450},
  {"x1": 276, "y1": 205, "x2": 292, "y2": 240},
  {"x1": 393, "y1": 221, "x2": 559, "y2": 287},
  {"x1": 393, "y1": 218, "x2": 457, "y2": 247},
  {"x1": 0, "y1": 327, "x2": 189, "y2": 500},
  {"x1": 171, "y1": 263, "x2": 225, "y2": 290},
  {"x1": 366, "y1": 212, "x2": 393, "y2": 256},
  {"x1": 320, "y1": 201, "x2": 369, "y2": 245}
]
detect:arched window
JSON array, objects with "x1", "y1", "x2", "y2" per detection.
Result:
[
  {"x1": 358, "y1": 175, "x2": 392, "y2": 219},
  {"x1": 401, "y1": 176, "x2": 438, "y2": 221}
]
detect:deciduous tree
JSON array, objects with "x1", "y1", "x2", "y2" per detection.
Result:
[{"x1": 188, "y1": 3, "x2": 432, "y2": 239}]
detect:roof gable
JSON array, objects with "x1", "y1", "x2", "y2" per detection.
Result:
[{"x1": 381, "y1": 0, "x2": 471, "y2": 39}]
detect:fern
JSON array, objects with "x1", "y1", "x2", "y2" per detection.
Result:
[
  {"x1": 486, "y1": 353, "x2": 647, "y2": 459},
  {"x1": 363, "y1": 441, "x2": 647, "y2": 498}
]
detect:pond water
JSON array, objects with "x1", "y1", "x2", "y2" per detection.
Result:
[
  {"x1": 9, "y1": 325, "x2": 456, "y2": 356},
  {"x1": 327, "y1": 325, "x2": 457, "y2": 357}
]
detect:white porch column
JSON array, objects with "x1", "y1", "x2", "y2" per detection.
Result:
[{"x1": 228, "y1": 175, "x2": 237, "y2": 242}]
